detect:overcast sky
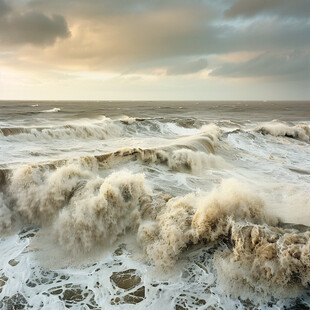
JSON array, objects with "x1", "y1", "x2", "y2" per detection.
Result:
[{"x1": 0, "y1": 0, "x2": 309, "y2": 100}]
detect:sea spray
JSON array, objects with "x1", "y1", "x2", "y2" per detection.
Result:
[
  {"x1": 0, "y1": 193, "x2": 11, "y2": 234},
  {"x1": 214, "y1": 221, "x2": 310, "y2": 299},
  {"x1": 54, "y1": 170, "x2": 151, "y2": 254},
  {"x1": 8, "y1": 158, "x2": 98, "y2": 225}
]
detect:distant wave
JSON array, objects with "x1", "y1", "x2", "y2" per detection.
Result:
[
  {"x1": 93, "y1": 126, "x2": 226, "y2": 173},
  {"x1": 0, "y1": 118, "x2": 213, "y2": 142},
  {"x1": 41, "y1": 107, "x2": 61, "y2": 113},
  {"x1": 0, "y1": 117, "x2": 122, "y2": 141},
  {"x1": 0, "y1": 123, "x2": 225, "y2": 178},
  {"x1": 255, "y1": 121, "x2": 310, "y2": 142}
]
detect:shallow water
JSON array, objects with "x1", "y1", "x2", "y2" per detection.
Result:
[{"x1": 0, "y1": 101, "x2": 310, "y2": 309}]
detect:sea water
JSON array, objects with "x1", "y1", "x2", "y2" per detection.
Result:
[{"x1": 0, "y1": 101, "x2": 310, "y2": 309}]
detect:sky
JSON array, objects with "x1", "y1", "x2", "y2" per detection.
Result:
[{"x1": 0, "y1": 0, "x2": 309, "y2": 100}]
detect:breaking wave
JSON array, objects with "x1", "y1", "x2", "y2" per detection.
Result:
[
  {"x1": 137, "y1": 179, "x2": 277, "y2": 270},
  {"x1": 54, "y1": 170, "x2": 150, "y2": 254},
  {"x1": 2, "y1": 160, "x2": 310, "y2": 300},
  {"x1": 0, "y1": 117, "x2": 122, "y2": 141},
  {"x1": 215, "y1": 221, "x2": 310, "y2": 299},
  {"x1": 99, "y1": 123, "x2": 226, "y2": 172},
  {"x1": 7, "y1": 158, "x2": 99, "y2": 225},
  {"x1": 96, "y1": 147, "x2": 228, "y2": 173},
  {"x1": 1, "y1": 122, "x2": 223, "y2": 228},
  {"x1": 255, "y1": 122, "x2": 310, "y2": 142},
  {"x1": 137, "y1": 179, "x2": 310, "y2": 299}
]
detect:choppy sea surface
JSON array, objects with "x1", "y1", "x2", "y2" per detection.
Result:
[{"x1": 0, "y1": 101, "x2": 310, "y2": 309}]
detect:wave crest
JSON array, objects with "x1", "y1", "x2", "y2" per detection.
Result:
[
  {"x1": 0, "y1": 117, "x2": 122, "y2": 141},
  {"x1": 255, "y1": 122, "x2": 310, "y2": 142}
]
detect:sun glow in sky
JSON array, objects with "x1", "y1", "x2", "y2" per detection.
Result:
[{"x1": 0, "y1": 0, "x2": 309, "y2": 100}]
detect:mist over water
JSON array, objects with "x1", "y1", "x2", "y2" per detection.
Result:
[{"x1": 0, "y1": 101, "x2": 310, "y2": 309}]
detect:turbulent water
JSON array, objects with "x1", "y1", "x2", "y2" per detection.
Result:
[{"x1": 0, "y1": 100, "x2": 310, "y2": 309}]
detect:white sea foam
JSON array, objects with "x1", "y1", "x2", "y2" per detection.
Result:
[{"x1": 1, "y1": 103, "x2": 310, "y2": 309}]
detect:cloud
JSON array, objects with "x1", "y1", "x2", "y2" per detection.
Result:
[
  {"x1": 0, "y1": 0, "x2": 11, "y2": 17},
  {"x1": 226, "y1": 0, "x2": 310, "y2": 19},
  {"x1": 2, "y1": 1, "x2": 308, "y2": 71},
  {"x1": 30, "y1": 6, "x2": 218, "y2": 71},
  {"x1": 29, "y1": 0, "x2": 151, "y2": 17},
  {"x1": 0, "y1": 0, "x2": 70, "y2": 47},
  {"x1": 20, "y1": 7, "x2": 308, "y2": 75},
  {"x1": 166, "y1": 58, "x2": 208, "y2": 75},
  {"x1": 0, "y1": 0, "x2": 309, "y2": 86},
  {"x1": 28, "y1": 0, "x2": 220, "y2": 19},
  {"x1": 227, "y1": 19, "x2": 310, "y2": 52},
  {"x1": 210, "y1": 51, "x2": 310, "y2": 80}
]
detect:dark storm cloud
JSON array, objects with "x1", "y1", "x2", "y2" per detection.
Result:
[
  {"x1": 34, "y1": 3, "x2": 219, "y2": 70},
  {"x1": 166, "y1": 59, "x2": 208, "y2": 75},
  {"x1": 0, "y1": 0, "x2": 70, "y2": 46},
  {"x1": 38, "y1": 13, "x2": 310, "y2": 74},
  {"x1": 29, "y1": 0, "x2": 150, "y2": 16},
  {"x1": 1, "y1": 0, "x2": 310, "y2": 81},
  {"x1": 226, "y1": 0, "x2": 310, "y2": 19},
  {"x1": 28, "y1": 0, "x2": 218, "y2": 18},
  {"x1": 0, "y1": 0, "x2": 11, "y2": 17},
  {"x1": 225, "y1": 20, "x2": 310, "y2": 52},
  {"x1": 17, "y1": 1, "x2": 310, "y2": 60},
  {"x1": 210, "y1": 51, "x2": 310, "y2": 80}
]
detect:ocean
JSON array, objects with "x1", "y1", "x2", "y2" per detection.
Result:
[{"x1": 0, "y1": 100, "x2": 309, "y2": 309}]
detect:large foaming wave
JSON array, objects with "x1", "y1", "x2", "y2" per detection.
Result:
[
  {"x1": 1, "y1": 158, "x2": 309, "y2": 300},
  {"x1": 137, "y1": 179, "x2": 310, "y2": 299}
]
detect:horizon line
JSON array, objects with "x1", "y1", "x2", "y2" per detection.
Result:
[{"x1": 0, "y1": 99, "x2": 309, "y2": 102}]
